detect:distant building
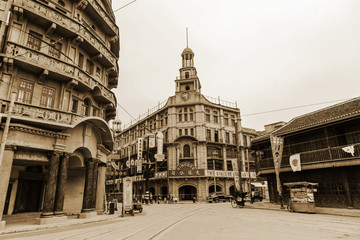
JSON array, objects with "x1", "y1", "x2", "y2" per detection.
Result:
[
  {"x1": 251, "y1": 97, "x2": 360, "y2": 208},
  {"x1": 0, "y1": 0, "x2": 119, "y2": 228},
  {"x1": 108, "y1": 47, "x2": 256, "y2": 202}
]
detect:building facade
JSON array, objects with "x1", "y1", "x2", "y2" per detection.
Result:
[
  {"x1": 0, "y1": 0, "x2": 119, "y2": 228},
  {"x1": 252, "y1": 98, "x2": 360, "y2": 208},
  {"x1": 108, "y1": 47, "x2": 256, "y2": 202}
]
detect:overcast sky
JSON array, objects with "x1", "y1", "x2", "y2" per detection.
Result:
[{"x1": 111, "y1": 0, "x2": 360, "y2": 131}]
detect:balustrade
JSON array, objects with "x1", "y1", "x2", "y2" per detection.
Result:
[
  {"x1": 87, "y1": 0, "x2": 119, "y2": 35},
  {"x1": 6, "y1": 42, "x2": 115, "y2": 105},
  {"x1": 13, "y1": 0, "x2": 117, "y2": 67}
]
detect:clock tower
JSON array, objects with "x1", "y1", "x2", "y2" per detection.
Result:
[{"x1": 175, "y1": 47, "x2": 201, "y2": 101}]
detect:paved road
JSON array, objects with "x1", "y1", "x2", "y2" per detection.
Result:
[{"x1": 1, "y1": 203, "x2": 360, "y2": 240}]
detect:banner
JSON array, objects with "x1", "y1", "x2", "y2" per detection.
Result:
[
  {"x1": 270, "y1": 135, "x2": 284, "y2": 194},
  {"x1": 342, "y1": 145, "x2": 355, "y2": 156},
  {"x1": 289, "y1": 153, "x2": 301, "y2": 172}
]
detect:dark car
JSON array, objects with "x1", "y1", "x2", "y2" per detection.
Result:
[
  {"x1": 251, "y1": 191, "x2": 263, "y2": 202},
  {"x1": 207, "y1": 192, "x2": 233, "y2": 203}
]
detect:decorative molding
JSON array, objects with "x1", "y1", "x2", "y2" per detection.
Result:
[{"x1": 4, "y1": 123, "x2": 70, "y2": 139}]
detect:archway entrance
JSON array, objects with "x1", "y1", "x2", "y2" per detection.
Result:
[
  {"x1": 229, "y1": 185, "x2": 235, "y2": 196},
  {"x1": 178, "y1": 185, "x2": 197, "y2": 201},
  {"x1": 209, "y1": 185, "x2": 222, "y2": 194},
  {"x1": 160, "y1": 186, "x2": 168, "y2": 198}
]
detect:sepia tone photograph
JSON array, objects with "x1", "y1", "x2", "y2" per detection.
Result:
[{"x1": 0, "y1": 0, "x2": 360, "y2": 239}]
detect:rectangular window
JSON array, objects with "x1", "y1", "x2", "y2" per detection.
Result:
[
  {"x1": 40, "y1": 86, "x2": 55, "y2": 108},
  {"x1": 93, "y1": 108, "x2": 97, "y2": 116},
  {"x1": 78, "y1": 53, "x2": 84, "y2": 69},
  {"x1": 86, "y1": 59, "x2": 94, "y2": 74},
  {"x1": 214, "y1": 131, "x2": 219, "y2": 142},
  {"x1": 17, "y1": 80, "x2": 34, "y2": 104},
  {"x1": 226, "y1": 132, "x2": 230, "y2": 143},
  {"x1": 184, "y1": 114, "x2": 188, "y2": 122},
  {"x1": 190, "y1": 113, "x2": 193, "y2": 121},
  {"x1": 213, "y1": 111, "x2": 218, "y2": 123},
  {"x1": 190, "y1": 128, "x2": 194, "y2": 136},
  {"x1": 185, "y1": 129, "x2": 188, "y2": 135},
  {"x1": 179, "y1": 114, "x2": 182, "y2": 122},
  {"x1": 205, "y1": 109, "x2": 210, "y2": 122},
  {"x1": 233, "y1": 134, "x2": 236, "y2": 145},
  {"x1": 206, "y1": 129, "x2": 211, "y2": 141},
  {"x1": 27, "y1": 31, "x2": 42, "y2": 50},
  {"x1": 179, "y1": 129, "x2": 182, "y2": 136},
  {"x1": 96, "y1": 66, "x2": 101, "y2": 76},
  {"x1": 224, "y1": 113, "x2": 229, "y2": 125},
  {"x1": 48, "y1": 40, "x2": 62, "y2": 58},
  {"x1": 71, "y1": 99, "x2": 78, "y2": 113}
]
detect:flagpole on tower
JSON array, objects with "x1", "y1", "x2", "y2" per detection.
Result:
[{"x1": 186, "y1": 27, "x2": 188, "y2": 48}]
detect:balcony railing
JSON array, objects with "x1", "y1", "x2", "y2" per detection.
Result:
[
  {"x1": 5, "y1": 42, "x2": 116, "y2": 105},
  {"x1": 0, "y1": 101, "x2": 85, "y2": 126},
  {"x1": 203, "y1": 95, "x2": 237, "y2": 108},
  {"x1": 13, "y1": 0, "x2": 117, "y2": 68},
  {"x1": 86, "y1": 0, "x2": 119, "y2": 35},
  {"x1": 259, "y1": 143, "x2": 360, "y2": 170}
]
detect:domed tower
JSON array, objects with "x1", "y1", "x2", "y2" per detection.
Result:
[{"x1": 175, "y1": 46, "x2": 201, "y2": 100}]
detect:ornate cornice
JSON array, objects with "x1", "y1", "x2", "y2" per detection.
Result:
[{"x1": 2, "y1": 123, "x2": 69, "y2": 139}]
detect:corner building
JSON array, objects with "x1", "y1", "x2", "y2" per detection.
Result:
[
  {"x1": 0, "y1": 0, "x2": 119, "y2": 227},
  {"x1": 116, "y1": 47, "x2": 254, "y2": 202}
]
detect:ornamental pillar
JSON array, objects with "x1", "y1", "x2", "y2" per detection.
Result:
[
  {"x1": 91, "y1": 160, "x2": 98, "y2": 209},
  {"x1": 54, "y1": 154, "x2": 69, "y2": 216},
  {"x1": 41, "y1": 152, "x2": 60, "y2": 218},
  {"x1": 82, "y1": 158, "x2": 95, "y2": 212}
]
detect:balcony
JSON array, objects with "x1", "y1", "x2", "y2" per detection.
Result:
[
  {"x1": 85, "y1": 0, "x2": 119, "y2": 36},
  {"x1": 13, "y1": 0, "x2": 117, "y2": 68},
  {"x1": 258, "y1": 143, "x2": 360, "y2": 170},
  {"x1": 4, "y1": 42, "x2": 116, "y2": 106},
  {"x1": 0, "y1": 101, "x2": 84, "y2": 127}
]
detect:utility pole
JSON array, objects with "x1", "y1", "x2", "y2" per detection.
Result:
[
  {"x1": 235, "y1": 120, "x2": 243, "y2": 192},
  {"x1": 213, "y1": 159, "x2": 216, "y2": 193},
  {"x1": 0, "y1": 92, "x2": 16, "y2": 168}
]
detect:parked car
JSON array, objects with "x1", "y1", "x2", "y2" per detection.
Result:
[{"x1": 207, "y1": 192, "x2": 233, "y2": 203}]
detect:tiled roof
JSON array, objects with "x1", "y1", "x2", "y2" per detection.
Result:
[{"x1": 274, "y1": 97, "x2": 360, "y2": 135}]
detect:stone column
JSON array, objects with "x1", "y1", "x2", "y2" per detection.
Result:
[
  {"x1": 91, "y1": 160, "x2": 98, "y2": 209},
  {"x1": 54, "y1": 154, "x2": 69, "y2": 216},
  {"x1": 82, "y1": 158, "x2": 94, "y2": 212},
  {"x1": 96, "y1": 163, "x2": 106, "y2": 213},
  {"x1": 0, "y1": 147, "x2": 15, "y2": 230},
  {"x1": 41, "y1": 152, "x2": 60, "y2": 218}
]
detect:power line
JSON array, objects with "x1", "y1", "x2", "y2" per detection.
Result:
[
  {"x1": 242, "y1": 98, "x2": 353, "y2": 117},
  {"x1": 113, "y1": 0, "x2": 137, "y2": 13}
]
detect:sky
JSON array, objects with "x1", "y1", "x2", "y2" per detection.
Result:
[{"x1": 111, "y1": 0, "x2": 360, "y2": 131}]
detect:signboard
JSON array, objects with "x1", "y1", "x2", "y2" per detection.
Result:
[
  {"x1": 137, "y1": 158, "x2": 142, "y2": 173},
  {"x1": 155, "y1": 132, "x2": 164, "y2": 161},
  {"x1": 123, "y1": 177, "x2": 133, "y2": 211},
  {"x1": 169, "y1": 162, "x2": 205, "y2": 177},
  {"x1": 148, "y1": 134, "x2": 155, "y2": 148},
  {"x1": 111, "y1": 161, "x2": 119, "y2": 170},
  {"x1": 138, "y1": 138, "x2": 143, "y2": 159}
]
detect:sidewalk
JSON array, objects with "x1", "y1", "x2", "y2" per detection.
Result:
[
  {"x1": 246, "y1": 201, "x2": 360, "y2": 217},
  {"x1": 0, "y1": 211, "x2": 123, "y2": 235},
  {"x1": 1, "y1": 202, "x2": 360, "y2": 235}
]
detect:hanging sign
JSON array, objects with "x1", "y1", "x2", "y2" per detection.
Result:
[
  {"x1": 289, "y1": 153, "x2": 301, "y2": 172},
  {"x1": 137, "y1": 158, "x2": 142, "y2": 173},
  {"x1": 138, "y1": 138, "x2": 143, "y2": 159}
]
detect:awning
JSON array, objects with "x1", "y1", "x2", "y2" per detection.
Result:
[{"x1": 251, "y1": 182, "x2": 266, "y2": 188}]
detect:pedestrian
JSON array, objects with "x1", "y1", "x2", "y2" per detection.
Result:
[
  {"x1": 150, "y1": 192, "x2": 153, "y2": 204},
  {"x1": 157, "y1": 195, "x2": 161, "y2": 204},
  {"x1": 192, "y1": 196, "x2": 196, "y2": 203}
]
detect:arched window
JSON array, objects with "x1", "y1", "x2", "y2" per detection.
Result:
[
  {"x1": 183, "y1": 145, "x2": 191, "y2": 157},
  {"x1": 83, "y1": 98, "x2": 90, "y2": 116},
  {"x1": 185, "y1": 85, "x2": 190, "y2": 90},
  {"x1": 58, "y1": 0, "x2": 65, "y2": 7}
]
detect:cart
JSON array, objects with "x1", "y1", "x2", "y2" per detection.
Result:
[
  {"x1": 284, "y1": 181, "x2": 318, "y2": 213},
  {"x1": 133, "y1": 201, "x2": 143, "y2": 213}
]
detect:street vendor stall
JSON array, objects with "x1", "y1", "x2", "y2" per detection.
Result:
[{"x1": 284, "y1": 181, "x2": 318, "y2": 213}]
